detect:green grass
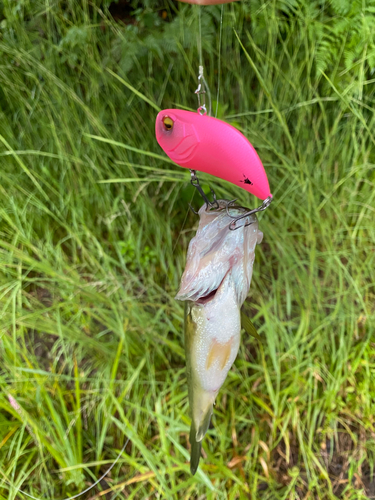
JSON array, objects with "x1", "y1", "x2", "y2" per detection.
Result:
[{"x1": 0, "y1": 0, "x2": 374, "y2": 498}]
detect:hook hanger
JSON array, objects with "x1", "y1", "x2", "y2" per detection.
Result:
[{"x1": 189, "y1": 169, "x2": 219, "y2": 214}]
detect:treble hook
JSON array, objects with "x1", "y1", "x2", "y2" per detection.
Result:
[
  {"x1": 189, "y1": 169, "x2": 219, "y2": 214},
  {"x1": 226, "y1": 196, "x2": 273, "y2": 230}
]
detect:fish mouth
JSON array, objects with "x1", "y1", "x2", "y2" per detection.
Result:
[
  {"x1": 196, "y1": 288, "x2": 218, "y2": 306},
  {"x1": 195, "y1": 272, "x2": 228, "y2": 306}
]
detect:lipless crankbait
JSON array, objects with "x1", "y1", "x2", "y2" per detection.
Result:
[
  {"x1": 155, "y1": 109, "x2": 272, "y2": 201},
  {"x1": 175, "y1": 201, "x2": 263, "y2": 474}
]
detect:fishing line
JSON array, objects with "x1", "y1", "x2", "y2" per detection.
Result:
[
  {"x1": 195, "y1": 5, "x2": 211, "y2": 116},
  {"x1": 0, "y1": 439, "x2": 129, "y2": 500},
  {"x1": 215, "y1": 5, "x2": 224, "y2": 118},
  {"x1": 197, "y1": 5, "x2": 203, "y2": 68}
]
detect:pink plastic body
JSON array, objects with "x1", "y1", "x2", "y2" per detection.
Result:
[{"x1": 155, "y1": 109, "x2": 271, "y2": 201}]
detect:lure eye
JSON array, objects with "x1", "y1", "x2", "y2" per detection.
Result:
[{"x1": 162, "y1": 116, "x2": 174, "y2": 131}]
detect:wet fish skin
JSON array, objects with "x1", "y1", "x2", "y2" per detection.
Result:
[
  {"x1": 176, "y1": 201, "x2": 263, "y2": 474},
  {"x1": 184, "y1": 273, "x2": 241, "y2": 474}
]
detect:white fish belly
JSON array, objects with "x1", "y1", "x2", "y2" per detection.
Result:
[{"x1": 188, "y1": 272, "x2": 241, "y2": 394}]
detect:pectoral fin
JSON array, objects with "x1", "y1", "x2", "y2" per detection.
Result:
[{"x1": 241, "y1": 311, "x2": 261, "y2": 340}]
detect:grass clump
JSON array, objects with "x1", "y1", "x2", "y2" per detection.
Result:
[{"x1": 0, "y1": 0, "x2": 374, "y2": 498}]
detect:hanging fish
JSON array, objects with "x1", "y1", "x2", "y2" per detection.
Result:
[
  {"x1": 155, "y1": 109, "x2": 272, "y2": 201},
  {"x1": 175, "y1": 201, "x2": 263, "y2": 474}
]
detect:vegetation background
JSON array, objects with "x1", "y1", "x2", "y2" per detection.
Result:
[{"x1": 0, "y1": 0, "x2": 374, "y2": 498}]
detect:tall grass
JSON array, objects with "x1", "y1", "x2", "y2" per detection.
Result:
[{"x1": 0, "y1": 0, "x2": 374, "y2": 498}]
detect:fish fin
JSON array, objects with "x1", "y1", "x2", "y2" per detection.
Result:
[
  {"x1": 241, "y1": 310, "x2": 261, "y2": 340},
  {"x1": 189, "y1": 422, "x2": 202, "y2": 475},
  {"x1": 189, "y1": 405, "x2": 213, "y2": 475}
]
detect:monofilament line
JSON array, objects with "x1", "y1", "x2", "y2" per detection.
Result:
[
  {"x1": 197, "y1": 5, "x2": 203, "y2": 69},
  {"x1": 215, "y1": 5, "x2": 224, "y2": 118},
  {"x1": 196, "y1": 6, "x2": 212, "y2": 116}
]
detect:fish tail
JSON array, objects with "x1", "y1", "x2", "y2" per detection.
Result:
[{"x1": 189, "y1": 400, "x2": 213, "y2": 475}]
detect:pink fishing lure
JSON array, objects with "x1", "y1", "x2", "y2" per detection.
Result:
[{"x1": 155, "y1": 109, "x2": 271, "y2": 201}]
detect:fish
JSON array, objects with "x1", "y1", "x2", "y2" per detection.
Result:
[
  {"x1": 155, "y1": 109, "x2": 272, "y2": 201},
  {"x1": 175, "y1": 200, "x2": 263, "y2": 474}
]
